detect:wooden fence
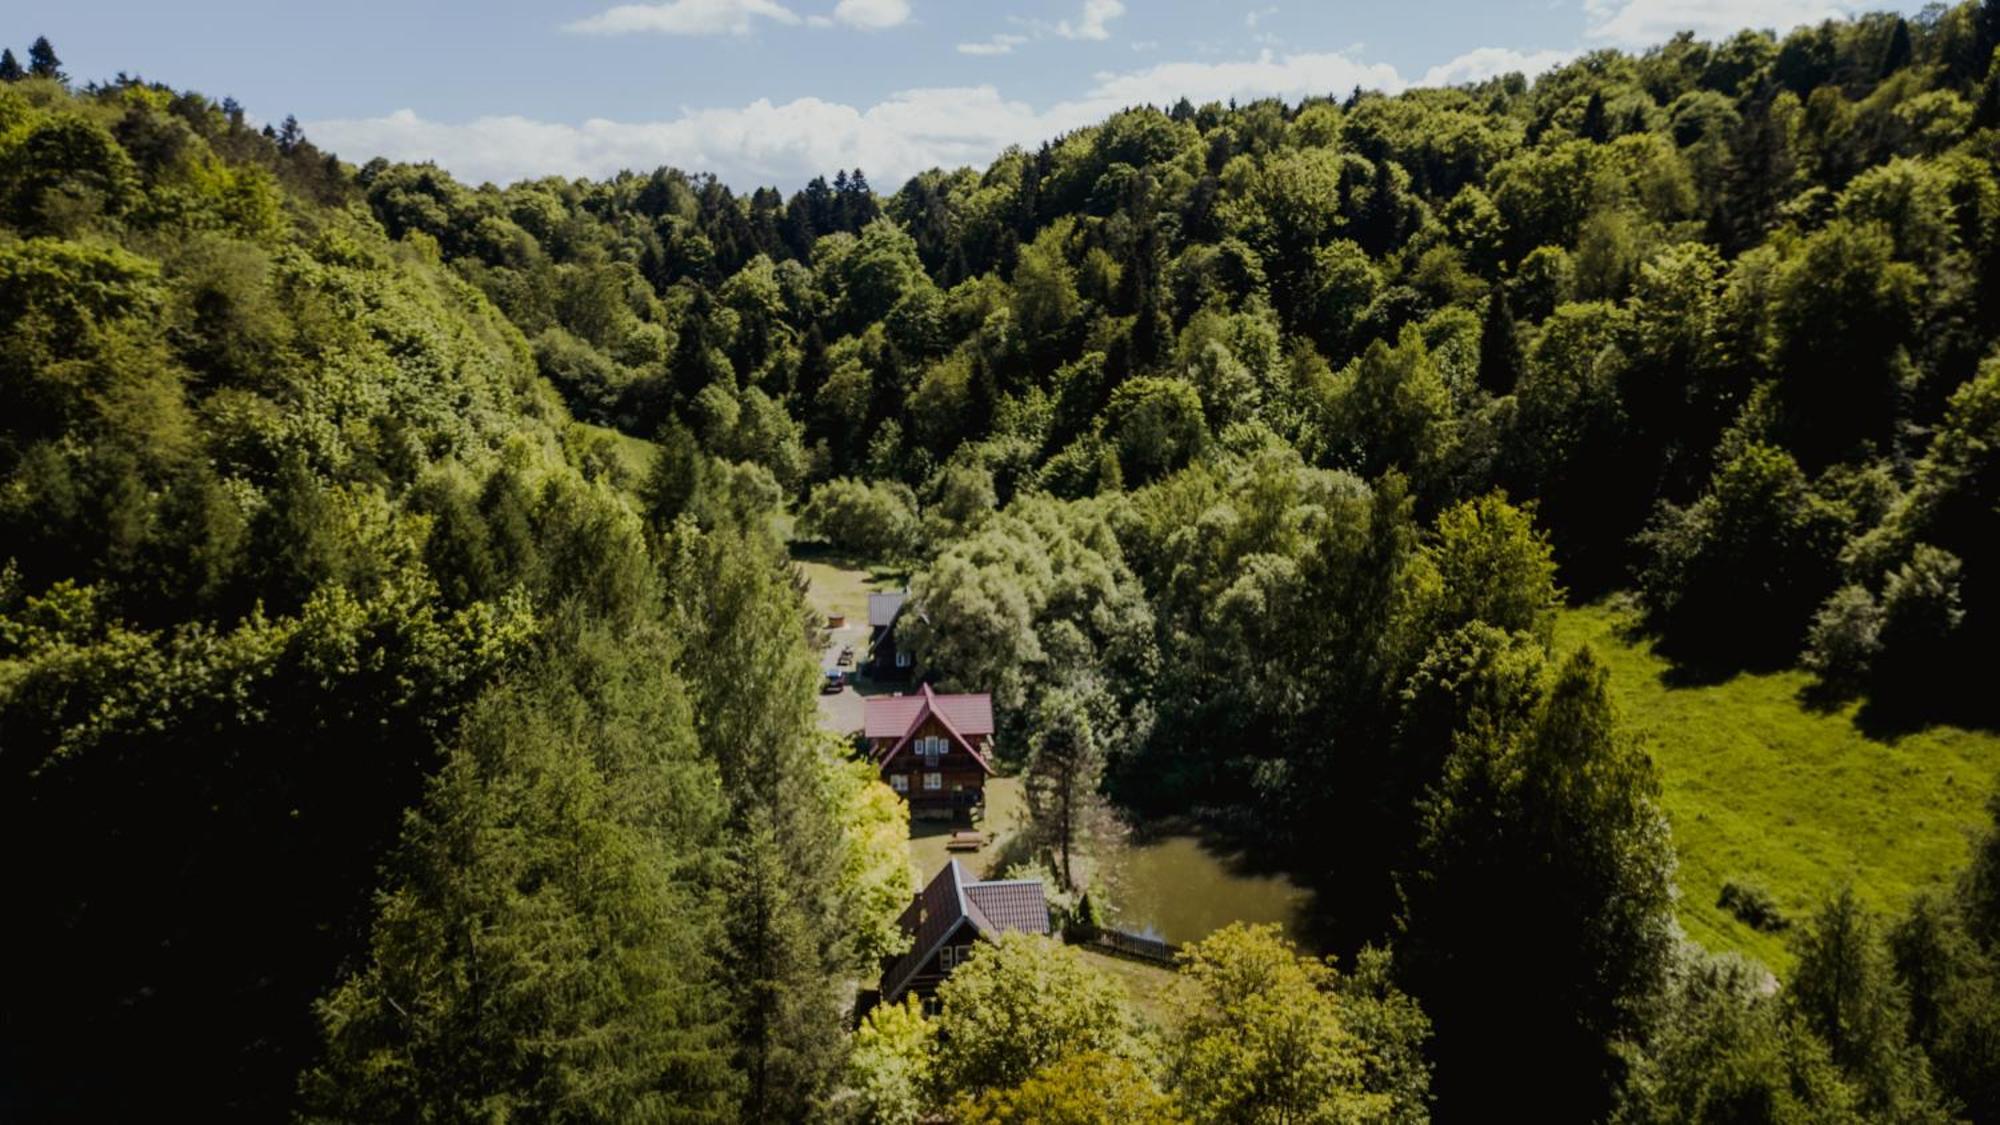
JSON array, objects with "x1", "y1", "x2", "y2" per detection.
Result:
[{"x1": 1086, "y1": 928, "x2": 1180, "y2": 966}]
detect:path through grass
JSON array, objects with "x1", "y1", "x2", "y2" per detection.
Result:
[{"x1": 1557, "y1": 601, "x2": 2000, "y2": 973}]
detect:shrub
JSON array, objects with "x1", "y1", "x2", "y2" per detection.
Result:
[
  {"x1": 1719, "y1": 879, "x2": 1789, "y2": 932},
  {"x1": 797, "y1": 477, "x2": 920, "y2": 559},
  {"x1": 1803, "y1": 584, "x2": 1884, "y2": 693}
]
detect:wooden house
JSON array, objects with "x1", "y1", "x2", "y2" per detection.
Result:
[
  {"x1": 867, "y1": 590, "x2": 912, "y2": 680},
  {"x1": 865, "y1": 684, "x2": 995, "y2": 819},
  {"x1": 878, "y1": 859, "x2": 1049, "y2": 1006}
]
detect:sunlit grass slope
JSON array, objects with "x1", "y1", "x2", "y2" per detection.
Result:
[{"x1": 1557, "y1": 601, "x2": 2000, "y2": 974}]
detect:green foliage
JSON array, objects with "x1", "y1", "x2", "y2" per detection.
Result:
[
  {"x1": 1788, "y1": 889, "x2": 1950, "y2": 1118},
  {"x1": 799, "y1": 475, "x2": 922, "y2": 559},
  {"x1": 955, "y1": 1052, "x2": 1185, "y2": 1125},
  {"x1": 1615, "y1": 952, "x2": 1863, "y2": 1123},
  {"x1": 932, "y1": 934, "x2": 1137, "y2": 1097},
  {"x1": 21, "y1": 10, "x2": 2000, "y2": 1114},
  {"x1": 1166, "y1": 923, "x2": 1430, "y2": 1124},
  {"x1": 301, "y1": 624, "x2": 738, "y2": 1122},
  {"x1": 1399, "y1": 646, "x2": 1678, "y2": 1120},
  {"x1": 844, "y1": 996, "x2": 937, "y2": 1125}
]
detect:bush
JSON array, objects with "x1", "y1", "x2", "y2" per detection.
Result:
[
  {"x1": 1803, "y1": 584, "x2": 1884, "y2": 694},
  {"x1": 1718, "y1": 879, "x2": 1789, "y2": 932},
  {"x1": 797, "y1": 477, "x2": 920, "y2": 559}
]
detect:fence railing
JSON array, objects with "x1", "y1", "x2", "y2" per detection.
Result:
[{"x1": 1086, "y1": 927, "x2": 1180, "y2": 966}]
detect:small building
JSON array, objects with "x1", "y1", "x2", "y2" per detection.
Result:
[
  {"x1": 868, "y1": 590, "x2": 913, "y2": 680},
  {"x1": 865, "y1": 684, "x2": 995, "y2": 819},
  {"x1": 879, "y1": 859, "x2": 1049, "y2": 1006}
]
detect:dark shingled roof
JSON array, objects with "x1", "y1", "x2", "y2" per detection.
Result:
[
  {"x1": 879, "y1": 860, "x2": 1049, "y2": 1003},
  {"x1": 868, "y1": 590, "x2": 908, "y2": 628},
  {"x1": 964, "y1": 881, "x2": 1052, "y2": 936}
]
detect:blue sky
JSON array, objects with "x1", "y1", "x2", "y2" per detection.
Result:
[{"x1": 20, "y1": 0, "x2": 1926, "y2": 190}]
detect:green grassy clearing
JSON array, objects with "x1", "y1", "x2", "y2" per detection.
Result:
[
  {"x1": 1076, "y1": 946, "x2": 1179, "y2": 1027},
  {"x1": 1557, "y1": 601, "x2": 2000, "y2": 973},
  {"x1": 570, "y1": 421, "x2": 659, "y2": 494}
]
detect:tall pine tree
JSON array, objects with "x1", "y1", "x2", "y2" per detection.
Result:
[
  {"x1": 1477, "y1": 287, "x2": 1523, "y2": 395},
  {"x1": 26, "y1": 35, "x2": 60, "y2": 81}
]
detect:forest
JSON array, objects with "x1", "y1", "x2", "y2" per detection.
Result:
[{"x1": 5, "y1": 3, "x2": 2000, "y2": 1119}]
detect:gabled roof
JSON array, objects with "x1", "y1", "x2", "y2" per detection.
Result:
[
  {"x1": 868, "y1": 684, "x2": 996, "y2": 774},
  {"x1": 965, "y1": 880, "x2": 1052, "y2": 935},
  {"x1": 880, "y1": 860, "x2": 1049, "y2": 1002},
  {"x1": 869, "y1": 590, "x2": 909, "y2": 629},
  {"x1": 864, "y1": 683, "x2": 993, "y2": 739}
]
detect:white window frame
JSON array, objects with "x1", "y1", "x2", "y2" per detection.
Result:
[
  {"x1": 924, "y1": 771, "x2": 943, "y2": 791},
  {"x1": 891, "y1": 773, "x2": 908, "y2": 793},
  {"x1": 896, "y1": 650, "x2": 912, "y2": 668}
]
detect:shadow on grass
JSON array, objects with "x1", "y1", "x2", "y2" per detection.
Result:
[
  {"x1": 1606, "y1": 611, "x2": 1803, "y2": 690},
  {"x1": 785, "y1": 542, "x2": 911, "y2": 584}
]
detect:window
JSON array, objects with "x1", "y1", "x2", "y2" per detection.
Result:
[
  {"x1": 940, "y1": 944, "x2": 965, "y2": 970},
  {"x1": 924, "y1": 772, "x2": 943, "y2": 791},
  {"x1": 891, "y1": 773, "x2": 908, "y2": 793},
  {"x1": 896, "y1": 650, "x2": 912, "y2": 668},
  {"x1": 918, "y1": 735, "x2": 946, "y2": 766}
]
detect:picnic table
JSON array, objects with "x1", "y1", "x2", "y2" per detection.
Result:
[{"x1": 945, "y1": 830, "x2": 986, "y2": 852}]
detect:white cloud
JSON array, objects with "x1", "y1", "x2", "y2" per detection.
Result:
[
  {"x1": 833, "y1": 0, "x2": 910, "y2": 30},
  {"x1": 1055, "y1": 0, "x2": 1125, "y2": 40},
  {"x1": 1417, "y1": 45, "x2": 1573, "y2": 87},
  {"x1": 1584, "y1": 0, "x2": 1860, "y2": 46},
  {"x1": 1081, "y1": 49, "x2": 1401, "y2": 110},
  {"x1": 1245, "y1": 6, "x2": 1279, "y2": 29},
  {"x1": 307, "y1": 45, "x2": 1530, "y2": 191},
  {"x1": 958, "y1": 33, "x2": 1028, "y2": 56},
  {"x1": 565, "y1": 0, "x2": 799, "y2": 35}
]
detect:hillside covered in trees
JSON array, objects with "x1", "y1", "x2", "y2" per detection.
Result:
[{"x1": 9, "y1": 4, "x2": 2000, "y2": 1120}]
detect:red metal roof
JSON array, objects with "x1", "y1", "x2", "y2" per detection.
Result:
[
  {"x1": 863, "y1": 683, "x2": 994, "y2": 739},
  {"x1": 868, "y1": 684, "x2": 996, "y2": 774}
]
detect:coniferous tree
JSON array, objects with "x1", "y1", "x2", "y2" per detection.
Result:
[
  {"x1": 1879, "y1": 17, "x2": 1913, "y2": 77},
  {"x1": 1399, "y1": 648, "x2": 1677, "y2": 1121},
  {"x1": 1477, "y1": 287, "x2": 1523, "y2": 395},
  {"x1": 26, "y1": 35, "x2": 60, "y2": 81},
  {"x1": 0, "y1": 49, "x2": 23, "y2": 83},
  {"x1": 302, "y1": 626, "x2": 740, "y2": 1122},
  {"x1": 1580, "y1": 90, "x2": 1611, "y2": 142}
]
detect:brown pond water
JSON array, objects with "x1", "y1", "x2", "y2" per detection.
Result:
[{"x1": 1096, "y1": 835, "x2": 1311, "y2": 945}]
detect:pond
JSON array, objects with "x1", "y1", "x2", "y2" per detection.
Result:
[{"x1": 1096, "y1": 834, "x2": 1312, "y2": 946}]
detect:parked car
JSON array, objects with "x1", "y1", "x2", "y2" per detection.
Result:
[{"x1": 821, "y1": 668, "x2": 846, "y2": 693}]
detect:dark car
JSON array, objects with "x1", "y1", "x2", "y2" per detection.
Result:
[{"x1": 821, "y1": 668, "x2": 846, "y2": 693}]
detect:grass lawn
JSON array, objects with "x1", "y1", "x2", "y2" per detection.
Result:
[
  {"x1": 1076, "y1": 946, "x2": 1179, "y2": 1027},
  {"x1": 909, "y1": 776, "x2": 1027, "y2": 883},
  {"x1": 792, "y1": 553, "x2": 908, "y2": 630},
  {"x1": 1557, "y1": 601, "x2": 2000, "y2": 973}
]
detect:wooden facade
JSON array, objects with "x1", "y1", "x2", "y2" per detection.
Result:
[
  {"x1": 878, "y1": 713, "x2": 988, "y2": 816},
  {"x1": 878, "y1": 860, "x2": 1049, "y2": 1006},
  {"x1": 864, "y1": 684, "x2": 995, "y2": 821},
  {"x1": 867, "y1": 590, "x2": 913, "y2": 681}
]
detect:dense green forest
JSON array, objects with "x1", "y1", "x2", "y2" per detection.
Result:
[{"x1": 8, "y1": 3, "x2": 2000, "y2": 1119}]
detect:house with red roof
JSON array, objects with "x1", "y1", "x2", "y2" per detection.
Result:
[
  {"x1": 864, "y1": 683, "x2": 995, "y2": 819},
  {"x1": 878, "y1": 859, "x2": 1049, "y2": 1006}
]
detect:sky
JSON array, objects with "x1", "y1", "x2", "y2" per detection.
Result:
[{"x1": 16, "y1": 0, "x2": 1930, "y2": 192}]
